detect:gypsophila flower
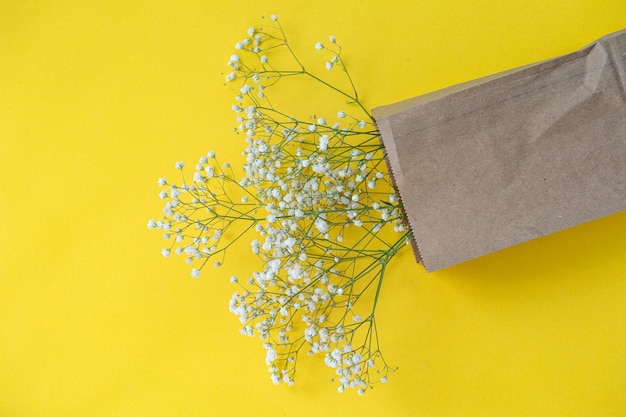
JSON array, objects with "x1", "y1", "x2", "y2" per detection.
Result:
[
  {"x1": 318, "y1": 135, "x2": 329, "y2": 152},
  {"x1": 150, "y1": 16, "x2": 408, "y2": 395}
]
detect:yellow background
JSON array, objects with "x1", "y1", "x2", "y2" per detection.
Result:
[{"x1": 1, "y1": 1, "x2": 625, "y2": 415}]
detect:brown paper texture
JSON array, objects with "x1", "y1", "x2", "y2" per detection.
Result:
[{"x1": 373, "y1": 29, "x2": 626, "y2": 272}]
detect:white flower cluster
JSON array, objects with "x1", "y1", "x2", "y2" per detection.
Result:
[
  {"x1": 148, "y1": 154, "x2": 259, "y2": 278},
  {"x1": 150, "y1": 15, "x2": 410, "y2": 394}
]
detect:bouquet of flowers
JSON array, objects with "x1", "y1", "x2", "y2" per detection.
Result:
[{"x1": 148, "y1": 14, "x2": 410, "y2": 394}]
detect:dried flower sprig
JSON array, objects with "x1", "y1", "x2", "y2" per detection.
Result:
[{"x1": 149, "y1": 15, "x2": 411, "y2": 394}]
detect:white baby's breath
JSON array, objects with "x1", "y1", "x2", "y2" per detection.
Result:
[{"x1": 150, "y1": 16, "x2": 409, "y2": 395}]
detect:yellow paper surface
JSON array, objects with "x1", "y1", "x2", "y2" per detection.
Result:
[{"x1": 1, "y1": 1, "x2": 625, "y2": 416}]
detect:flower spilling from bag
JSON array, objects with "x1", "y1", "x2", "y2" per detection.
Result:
[{"x1": 148, "y1": 15, "x2": 410, "y2": 394}]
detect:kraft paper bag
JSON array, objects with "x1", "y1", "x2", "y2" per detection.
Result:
[{"x1": 373, "y1": 29, "x2": 626, "y2": 272}]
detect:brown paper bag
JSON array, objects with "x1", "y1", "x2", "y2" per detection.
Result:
[{"x1": 373, "y1": 29, "x2": 626, "y2": 272}]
